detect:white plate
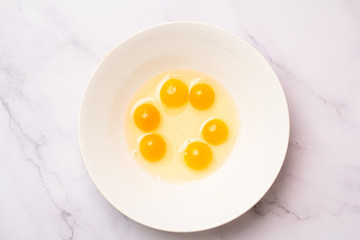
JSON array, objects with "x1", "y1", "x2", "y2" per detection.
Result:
[{"x1": 78, "y1": 22, "x2": 289, "y2": 232}]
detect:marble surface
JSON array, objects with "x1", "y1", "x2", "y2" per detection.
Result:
[{"x1": 1, "y1": 0, "x2": 359, "y2": 239}]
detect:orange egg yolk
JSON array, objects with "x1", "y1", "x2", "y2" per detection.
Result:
[
  {"x1": 134, "y1": 103, "x2": 160, "y2": 131},
  {"x1": 184, "y1": 141, "x2": 213, "y2": 170},
  {"x1": 160, "y1": 79, "x2": 188, "y2": 107},
  {"x1": 140, "y1": 133, "x2": 166, "y2": 161},
  {"x1": 189, "y1": 83, "x2": 215, "y2": 110},
  {"x1": 202, "y1": 119, "x2": 229, "y2": 145}
]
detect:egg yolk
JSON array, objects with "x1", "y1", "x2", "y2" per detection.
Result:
[
  {"x1": 134, "y1": 103, "x2": 160, "y2": 131},
  {"x1": 184, "y1": 141, "x2": 213, "y2": 170},
  {"x1": 189, "y1": 83, "x2": 215, "y2": 110},
  {"x1": 160, "y1": 79, "x2": 188, "y2": 107},
  {"x1": 140, "y1": 133, "x2": 166, "y2": 161},
  {"x1": 202, "y1": 119, "x2": 229, "y2": 145}
]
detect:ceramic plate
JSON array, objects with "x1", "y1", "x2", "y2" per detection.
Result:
[{"x1": 78, "y1": 22, "x2": 289, "y2": 232}]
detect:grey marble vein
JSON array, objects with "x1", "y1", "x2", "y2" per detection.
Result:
[{"x1": 0, "y1": 97, "x2": 75, "y2": 240}]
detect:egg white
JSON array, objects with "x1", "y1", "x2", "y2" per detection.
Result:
[{"x1": 125, "y1": 69, "x2": 239, "y2": 184}]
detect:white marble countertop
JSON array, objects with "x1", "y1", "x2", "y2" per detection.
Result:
[{"x1": 1, "y1": 0, "x2": 359, "y2": 239}]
